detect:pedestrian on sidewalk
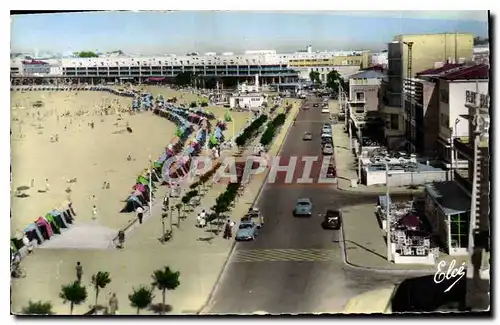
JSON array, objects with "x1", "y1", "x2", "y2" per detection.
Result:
[
  {"x1": 136, "y1": 206, "x2": 144, "y2": 224},
  {"x1": 199, "y1": 216, "x2": 206, "y2": 228},
  {"x1": 75, "y1": 261, "x2": 83, "y2": 283}
]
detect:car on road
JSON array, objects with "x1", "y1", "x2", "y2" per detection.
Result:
[
  {"x1": 326, "y1": 164, "x2": 336, "y2": 178},
  {"x1": 242, "y1": 207, "x2": 264, "y2": 225},
  {"x1": 302, "y1": 105, "x2": 309, "y2": 110},
  {"x1": 321, "y1": 128, "x2": 332, "y2": 135},
  {"x1": 303, "y1": 132, "x2": 313, "y2": 141},
  {"x1": 293, "y1": 198, "x2": 313, "y2": 217},
  {"x1": 322, "y1": 143, "x2": 334, "y2": 155},
  {"x1": 313, "y1": 103, "x2": 319, "y2": 108},
  {"x1": 235, "y1": 221, "x2": 260, "y2": 241},
  {"x1": 320, "y1": 209, "x2": 342, "y2": 230},
  {"x1": 321, "y1": 107, "x2": 330, "y2": 114}
]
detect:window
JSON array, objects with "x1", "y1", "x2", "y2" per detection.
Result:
[
  {"x1": 355, "y1": 92, "x2": 365, "y2": 101},
  {"x1": 439, "y1": 89, "x2": 449, "y2": 103},
  {"x1": 440, "y1": 113, "x2": 449, "y2": 127},
  {"x1": 390, "y1": 114, "x2": 399, "y2": 130},
  {"x1": 450, "y1": 212, "x2": 470, "y2": 248}
]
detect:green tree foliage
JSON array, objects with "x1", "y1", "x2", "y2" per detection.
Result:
[
  {"x1": 59, "y1": 281, "x2": 88, "y2": 315},
  {"x1": 91, "y1": 271, "x2": 112, "y2": 307},
  {"x1": 190, "y1": 101, "x2": 197, "y2": 108},
  {"x1": 326, "y1": 69, "x2": 348, "y2": 96},
  {"x1": 260, "y1": 113, "x2": 286, "y2": 146},
  {"x1": 151, "y1": 267, "x2": 181, "y2": 314},
  {"x1": 309, "y1": 71, "x2": 321, "y2": 84},
  {"x1": 76, "y1": 51, "x2": 98, "y2": 58},
  {"x1": 22, "y1": 300, "x2": 54, "y2": 315},
  {"x1": 129, "y1": 286, "x2": 155, "y2": 314},
  {"x1": 200, "y1": 101, "x2": 209, "y2": 107},
  {"x1": 235, "y1": 115, "x2": 268, "y2": 148}
]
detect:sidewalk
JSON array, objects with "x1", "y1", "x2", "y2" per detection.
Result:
[
  {"x1": 329, "y1": 100, "x2": 425, "y2": 196},
  {"x1": 340, "y1": 203, "x2": 468, "y2": 275}
]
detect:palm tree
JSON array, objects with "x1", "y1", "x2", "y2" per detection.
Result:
[
  {"x1": 151, "y1": 266, "x2": 180, "y2": 314},
  {"x1": 59, "y1": 281, "x2": 88, "y2": 315},
  {"x1": 22, "y1": 300, "x2": 54, "y2": 315},
  {"x1": 129, "y1": 286, "x2": 155, "y2": 314},
  {"x1": 91, "y1": 271, "x2": 112, "y2": 307}
]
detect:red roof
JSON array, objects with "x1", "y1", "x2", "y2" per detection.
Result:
[
  {"x1": 416, "y1": 63, "x2": 464, "y2": 76},
  {"x1": 439, "y1": 64, "x2": 489, "y2": 81}
]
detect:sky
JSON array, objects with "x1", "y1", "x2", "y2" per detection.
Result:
[{"x1": 10, "y1": 11, "x2": 489, "y2": 55}]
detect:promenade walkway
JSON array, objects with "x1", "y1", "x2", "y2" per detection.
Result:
[{"x1": 11, "y1": 100, "x2": 302, "y2": 315}]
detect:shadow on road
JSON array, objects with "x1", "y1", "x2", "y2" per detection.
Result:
[
  {"x1": 149, "y1": 303, "x2": 173, "y2": 314},
  {"x1": 345, "y1": 239, "x2": 387, "y2": 260}
]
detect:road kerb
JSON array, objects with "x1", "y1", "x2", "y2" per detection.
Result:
[
  {"x1": 339, "y1": 222, "x2": 434, "y2": 276},
  {"x1": 197, "y1": 102, "x2": 301, "y2": 314}
]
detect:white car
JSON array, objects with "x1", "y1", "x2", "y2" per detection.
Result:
[
  {"x1": 322, "y1": 143, "x2": 334, "y2": 155},
  {"x1": 321, "y1": 108, "x2": 330, "y2": 114}
]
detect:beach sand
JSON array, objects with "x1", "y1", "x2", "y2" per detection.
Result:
[{"x1": 10, "y1": 88, "x2": 249, "y2": 236}]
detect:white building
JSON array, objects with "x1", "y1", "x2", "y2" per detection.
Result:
[
  {"x1": 434, "y1": 65, "x2": 489, "y2": 167},
  {"x1": 229, "y1": 93, "x2": 264, "y2": 109},
  {"x1": 371, "y1": 52, "x2": 388, "y2": 67}
]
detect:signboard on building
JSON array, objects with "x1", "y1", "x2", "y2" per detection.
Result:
[{"x1": 465, "y1": 90, "x2": 489, "y2": 108}]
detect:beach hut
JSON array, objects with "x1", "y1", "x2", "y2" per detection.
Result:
[
  {"x1": 50, "y1": 210, "x2": 69, "y2": 228},
  {"x1": 24, "y1": 223, "x2": 44, "y2": 245},
  {"x1": 44, "y1": 213, "x2": 61, "y2": 234},
  {"x1": 121, "y1": 195, "x2": 143, "y2": 213},
  {"x1": 36, "y1": 216, "x2": 54, "y2": 239}
]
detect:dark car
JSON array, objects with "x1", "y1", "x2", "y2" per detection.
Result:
[
  {"x1": 313, "y1": 103, "x2": 319, "y2": 108},
  {"x1": 320, "y1": 209, "x2": 342, "y2": 229},
  {"x1": 326, "y1": 164, "x2": 336, "y2": 178}
]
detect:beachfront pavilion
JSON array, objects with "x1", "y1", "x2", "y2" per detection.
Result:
[{"x1": 424, "y1": 181, "x2": 471, "y2": 256}]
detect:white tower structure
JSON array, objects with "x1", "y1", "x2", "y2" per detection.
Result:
[{"x1": 307, "y1": 45, "x2": 312, "y2": 54}]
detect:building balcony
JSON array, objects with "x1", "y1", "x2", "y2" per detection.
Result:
[{"x1": 453, "y1": 138, "x2": 473, "y2": 160}]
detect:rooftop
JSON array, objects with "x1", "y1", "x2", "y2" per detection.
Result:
[
  {"x1": 416, "y1": 63, "x2": 464, "y2": 76},
  {"x1": 425, "y1": 181, "x2": 471, "y2": 215},
  {"x1": 440, "y1": 64, "x2": 489, "y2": 81},
  {"x1": 349, "y1": 69, "x2": 387, "y2": 81}
]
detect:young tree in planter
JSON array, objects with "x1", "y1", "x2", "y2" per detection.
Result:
[
  {"x1": 22, "y1": 300, "x2": 54, "y2": 315},
  {"x1": 190, "y1": 101, "x2": 197, "y2": 108},
  {"x1": 129, "y1": 285, "x2": 155, "y2": 314},
  {"x1": 175, "y1": 203, "x2": 183, "y2": 225},
  {"x1": 91, "y1": 271, "x2": 112, "y2": 308},
  {"x1": 59, "y1": 281, "x2": 88, "y2": 315},
  {"x1": 151, "y1": 267, "x2": 180, "y2": 315}
]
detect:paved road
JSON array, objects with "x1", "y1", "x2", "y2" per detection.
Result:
[{"x1": 205, "y1": 97, "x2": 412, "y2": 314}]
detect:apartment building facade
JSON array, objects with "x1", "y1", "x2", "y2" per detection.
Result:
[
  {"x1": 349, "y1": 69, "x2": 387, "y2": 113},
  {"x1": 379, "y1": 33, "x2": 474, "y2": 149}
]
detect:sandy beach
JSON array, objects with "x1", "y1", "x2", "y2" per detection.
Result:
[{"x1": 10, "y1": 87, "x2": 249, "y2": 235}]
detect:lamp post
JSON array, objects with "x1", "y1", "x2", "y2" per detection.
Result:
[
  {"x1": 148, "y1": 155, "x2": 152, "y2": 218},
  {"x1": 386, "y1": 161, "x2": 392, "y2": 262}
]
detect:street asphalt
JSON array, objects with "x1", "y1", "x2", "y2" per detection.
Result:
[{"x1": 204, "y1": 97, "x2": 414, "y2": 314}]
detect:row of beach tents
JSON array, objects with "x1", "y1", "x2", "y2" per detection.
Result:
[
  {"x1": 11, "y1": 85, "x2": 137, "y2": 97},
  {"x1": 11, "y1": 202, "x2": 77, "y2": 258}
]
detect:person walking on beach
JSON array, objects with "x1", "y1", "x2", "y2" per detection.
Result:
[
  {"x1": 45, "y1": 178, "x2": 50, "y2": 192},
  {"x1": 75, "y1": 262, "x2": 83, "y2": 283},
  {"x1": 92, "y1": 205, "x2": 98, "y2": 221},
  {"x1": 136, "y1": 206, "x2": 144, "y2": 224},
  {"x1": 108, "y1": 292, "x2": 119, "y2": 315},
  {"x1": 30, "y1": 178, "x2": 34, "y2": 188}
]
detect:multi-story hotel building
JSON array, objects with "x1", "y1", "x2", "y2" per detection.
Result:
[{"x1": 10, "y1": 47, "x2": 369, "y2": 86}]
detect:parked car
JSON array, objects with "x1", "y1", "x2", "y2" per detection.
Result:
[
  {"x1": 313, "y1": 103, "x2": 319, "y2": 108},
  {"x1": 321, "y1": 136, "x2": 332, "y2": 145},
  {"x1": 322, "y1": 143, "x2": 334, "y2": 155},
  {"x1": 322, "y1": 123, "x2": 331, "y2": 129},
  {"x1": 235, "y1": 221, "x2": 260, "y2": 241},
  {"x1": 293, "y1": 198, "x2": 313, "y2": 217},
  {"x1": 303, "y1": 105, "x2": 309, "y2": 110},
  {"x1": 303, "y1": 132, "x2": 313, "y2": 141},
  {"x1": 321, "y1": 108, "x2": 330, "y2": 114},
  {"x1": 320, "y1": 209, "x2": 342, "y2": 229}
]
